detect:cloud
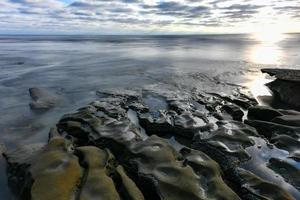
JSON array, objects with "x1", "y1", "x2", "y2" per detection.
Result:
[{"x1": 0, "y1": 0, "x2": 299, "y2": 34}]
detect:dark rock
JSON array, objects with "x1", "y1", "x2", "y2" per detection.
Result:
[
  {"x1": 278, "y1": 109, "x2": 300, "y2": 116},
  {"x1": 266, "y1": 79, "x2": 300, "y2": 109},
  {"x1": 57, "y1": 106, "x2": 143, "y2": 155},
  {"x1": 248, "y1": 106, "x2": 283, "y2": 121},
  {"x1": 29, "y1": 87, "x2": 61, "y2": 111},
  {"x1": 261, "y1": 68, "x2": 300, "y2": 108},
  {"x1": 272, "y1": 115, "x2": 300, "y2": 127},
  {"x1": 192, "y1": 120, "x2": 258, "y2": 169},
  {"x1": 245, "y1": 119, "x2": 300, "y2": 162},
  {"x1": 262, "y1": 68, "x2": 300, "y2": 82},
  {"x1": 221, "y1": 104, "x2": 244, "y2": 121},
  {"x1": 245, "y1": 120, "x2": 300, "y2": 139},
  {"x1": 267, "y1": 158, "x2": 300, "y2": 191},
  {"x1": 128, "y1": 135, "x2": 240, "y2": 200},
  {"x1": 233, "y1": 168, "x2": 295, "y2": 200},
  {"x1": 6, "y1": 89, "x2": 300, "y2": 200},
  {"x1": 270, "y1": 135, "x2": 300, "y2": 156}
]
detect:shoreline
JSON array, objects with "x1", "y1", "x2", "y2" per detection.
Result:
[{"x1": 2, "y1": 68, "x2": 300, "y2": 200}]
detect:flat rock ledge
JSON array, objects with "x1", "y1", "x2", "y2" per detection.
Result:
[
  {"x1": 3, "y1": 88, "x2": 300, "y2": 200},
  {"x1": 262, "y1": 68, "x2": 300, "y2": 109}
]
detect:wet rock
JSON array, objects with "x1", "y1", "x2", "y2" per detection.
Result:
[
  {"x1": 127, "y1": 102, "x2": 149, "y2": 113},
  {"x1": 57, "y1": 106, "x2": 143, "y2": 156},
  {"x1": 221, "y1": 104, "x2": 244, "y2": 121},
  {"x1": 75, "y1": 146, "x2": 144, "y2": 200},
  {"x1": 267, "y1": 158, "x2": 300, "y2": 191},
  {"x1": 266, "y1": 79, "x2": 300, "y2": 109},
  {"x1": 4, "y1": 136, "x2": 81, "y2": 200},
  {"x1": 270, "y1": 135, "x2": 300, "y2": 155},
  {"x1": 179, "y1": 148, "x2": 241, "y2": 200},
  {"x1": 139, "y1": 110, "x2": 209, "y2": 139},
  {"x1": 29, "y1": 87, "x2": 61, "y2": 111},
  {"x1": 261, "y1": 68, "x2": 300, "y2": 82},
  {"x1": 92, "y1": 100, "x2": 127, "y2": 119},
  {"x1": 262, "y1": 68, "x2": 300, "y2": 109},
  {"x1": 3, "y1": 143, "x2": 45, "y2": 199},
  {"x1": 272, "y1": 115, "x2": 300, "y2": 127},
  {"x1": 245, "y1": 120, "x2": 300, "y2": 139},
  {"x1": 75, "y1": 146, "x2": 120, "y2": 200},
  {"x1": 248, "y1": 106, "x2": 283, "y2": 121},
  {"x1": 278, "y1": 109, "x2": 300, "y2": 116},
  {"x1": 245, "y1": 119, "x2": 300, "y2": 162},
  {"x1": 192, "y1": 120, "x2": 258, "y2": 169},
  {"x1": 6, "y1": 89, "x2": 299, "y2": 200},
  {"x1": 128, "y1": 135, "x2": 240, "y2": 200},
  {"x1": 138, "y1": 111, "x2": 174, "y2": 136},
  {"x1": 173, "y1": 112, "x2": 209, "y2": 138},
  {"x1": 29, "y1": 137, "x2": 82, "y2": 200},
  {"x1": 233, "y1": 168, "x2": 295, "y2": 200}
]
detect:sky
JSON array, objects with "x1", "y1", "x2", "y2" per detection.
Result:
[{"x1": 0, "y1": 0, "x2": 299, "y2": 34}]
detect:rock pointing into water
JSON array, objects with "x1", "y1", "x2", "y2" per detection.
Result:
[
  {"x1": 29, "y1": 87, "x2": 61, "y2": 111},
  {"x1": 262, "y1": 68, "x2": 300, "y2": 109},
  {"x1": 4, "y1": 88, "x2": 300, "y2": 200}
]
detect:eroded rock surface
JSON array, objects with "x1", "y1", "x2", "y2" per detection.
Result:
[{"x1": 5, "y1": 88, "x2": 300, "y2": 200}]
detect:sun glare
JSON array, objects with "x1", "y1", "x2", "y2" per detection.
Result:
[
  {"x1": 249, "y1": 27, "x2": 285, "y2": 64},
  {"x1": 253, "y1": 27, "x2": 284, "y2": 43}
]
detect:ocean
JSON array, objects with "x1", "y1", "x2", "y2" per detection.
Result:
[{"x1": 0, "y1": 34, "x2": 300, "y2": 199}]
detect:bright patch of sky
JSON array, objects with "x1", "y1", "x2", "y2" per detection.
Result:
[{"x1": 0, "y1": 0, "x2": 299, "y2": 34}]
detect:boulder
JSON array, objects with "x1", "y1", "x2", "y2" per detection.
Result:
[{"x1": 29, "y1": 87, "x2": 61, "y2": 111}]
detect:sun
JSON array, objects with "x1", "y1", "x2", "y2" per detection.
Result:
[{"x1": 252, "y1": 26, "x2": 284, "y2": 43}]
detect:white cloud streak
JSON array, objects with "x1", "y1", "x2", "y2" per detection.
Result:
[{"x1": 0, "y1": 0, "x2": 299, "y2": 34}]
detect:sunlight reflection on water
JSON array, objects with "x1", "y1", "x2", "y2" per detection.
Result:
[{"x1": 249, "y1": 32, "x2": 285, "y2": 65}]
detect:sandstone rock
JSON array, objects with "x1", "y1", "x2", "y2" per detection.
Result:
[
  {"x1": 75, "y1": 146, "x2": 144, "y2": 200},
  {"x1": 30, "y1": 137, "x2": 82, "y2": 200},
  {"x1": 4, "y1": 136, "x2": 81, "y2": 200}
]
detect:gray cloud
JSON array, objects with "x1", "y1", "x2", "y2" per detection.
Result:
[{"x1": 0, "y1": 0, "x2": 299, "y2": 33}]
